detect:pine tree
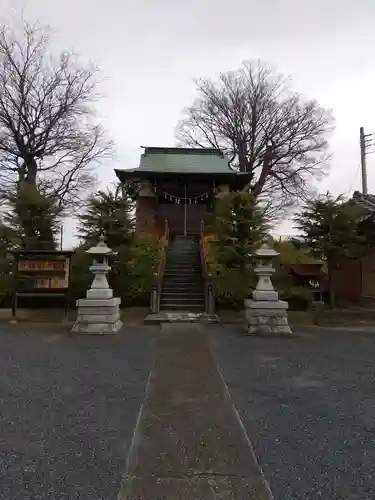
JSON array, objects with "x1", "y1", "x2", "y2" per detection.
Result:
[
  {"x1": 78, "y1": 185, "x2": 134, "y2": 249},
  {"x1": 212, "y1": 191, "x2": 269, "y2": 271},
  {"x1": 4, "y1": 186, "x2": 59, "y2": 250},
  {"x1": 77, "y1": 184, "x2": 135, "y2": 297},
  {"x1": 294, "y1": 193, "x2": 365, "y2": 306}
]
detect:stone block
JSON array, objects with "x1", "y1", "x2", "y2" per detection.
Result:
[
  {"x1": 86, "y1": 288, "x2": 113, "y2": 299},
  {"x1": 244, "y1": 299, "x2": 289, "y2": 310},
  {"x1": 76, "y1": 305, "x2": 121, "y2": 316},
  {"x1": 72, "y1": 319, "x2": 123, "y2": 334},
  {"x1": 247, "y1": 315, "x2": 289, "y2": 326},
  {"x1": 245, "y1": 314, "x2": 292, "y2": 335},
  {"x1": 73, "y1": 294, "x2": 122, "y2": 334},
  {"x1": 76, "y1": 297, "x2": 121, "y2": 308},
  {"x1": 246, "y1": 308, "x2": 288, "y2": 318},
  {"x1": 77, "y1": 312, "x2": 120, "y2": 323},
  {"x1": 244, "y1": 300, "x2": 292, "y2": 336},
  {"x1": 247, "y1": 324, "x2": 292, "y2": 335},
  {"x1": 252, "y1": 290, "x2": 279, "y2": 301}
]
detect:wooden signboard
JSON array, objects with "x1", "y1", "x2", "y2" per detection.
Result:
[{"x1": 10, "y1": 250, "x2": 74, "y2": 319}]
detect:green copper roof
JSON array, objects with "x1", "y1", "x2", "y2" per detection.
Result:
[{"x1": 137, "y1": 147, "x2": 235, "y2": 174}]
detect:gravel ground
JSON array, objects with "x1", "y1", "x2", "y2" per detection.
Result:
[
  {"x1": 211, "y1": 327, "x2": 375, "y2": 500},
  {"x1": 0, "y1": 325, "x2": 156, "y2": 500}
]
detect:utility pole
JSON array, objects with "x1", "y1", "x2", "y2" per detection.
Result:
[
  {"x1": 60, "y1": 224, "x2": 63, "y2": 250},
  {"x1": 360, "y1": 127, "x2": 368, "y2": 194},
  {"x1": 360, "y1": 127, "x2": 375, "y2": 194}
]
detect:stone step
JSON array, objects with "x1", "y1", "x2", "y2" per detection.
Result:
[
  {"x1": 168, "y1": 251, "x2": 198, "y2": 253},
  {"x1": 163, "y1": 283, "x2": 202, "y2": 288},
  {"x1": 163, "y1": 282, "x2": 203, "y2": 287},
  {"x1": 160, "y1": 302, "x2": 205, "y2": 309},
  {"x1": 164, "y1": 272, "x2": 200, "y2": 277},
  {"x1": 167, "y1": 250, "x2": 198, "y2": 254},
  {"x1": 166, "y1": 257, "x2": 199, "y2": 262},
  {"x1": 165, "y1": 265, "x2": 201, "y2": 270},
  {"x1": 163, "y1": 273, "x2": 202, "y2": 278},
  {"x1": 165, "y1": 270, "x2": 200, "y2": 274},
  {"x1": 165, "y1": 259, "x2": 201, "y2": 267},
  {"x1": 162, "y1": 287, "x2": 203, "y2": 293},
  {"x1": 165, "y1": 263, "x2": 200, "y2": 266},
  {"x1": 159, "y1": 304, "x2": 205, "y2": 311},
  {"x1": 161, "y1": 294, "x2": 205, "y2": 301},
  {"x1": 164, "y1": 273, "x2": 201, "y2": 278},
  {"x1": 168, "y1": 244, "x2": 198, "y2": 248},
  {"x1": 164, "y1": 271, "x2": 201, "y2": 276},
  {"x1": 161, "y1": 293, "x2": 204, "y2": 300},
  {"x1": 161, "y1": 294, "x2": 203, "y2": 300},
  {"x1": 165, "y1": 264, "x2": 200, "y2": 267},
  {"x1": 162, "y1": 284, "x2": 203, "y2": 293},
  {"x1": 167, "y1": 249, "x2": 197, "y2": 252},
  {"x1": 165, "y1": 263, "x2": 200, "y2": 267}
]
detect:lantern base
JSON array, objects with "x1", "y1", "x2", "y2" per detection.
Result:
[
  {"x1": 72, "y1": 296, "x2": 123, "y2": 334},
  {"x1": 244, "y1": 299, "x2": 292, "y2": 336}
]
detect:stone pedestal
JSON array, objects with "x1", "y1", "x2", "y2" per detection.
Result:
[
  {"x1": 244, "y1": 243, "x2": 292, "y2": 336},
  {"x1": 72, "y1": 236, "x2": 123, "y2": 334},
  {"x1": 72, "y1": 296, "x2": 122, "y2": 334},
  {"x1": 245, "y1": 299, "x2": 291, "y2": 335}
]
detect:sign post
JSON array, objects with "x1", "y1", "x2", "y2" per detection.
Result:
[{"x1": 10, "y1": 250, "x2": 74, "y2": 322}]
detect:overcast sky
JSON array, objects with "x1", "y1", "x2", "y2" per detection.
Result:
[{"x1": 1, "y1": 0, "x2": 375, "y2": 246}]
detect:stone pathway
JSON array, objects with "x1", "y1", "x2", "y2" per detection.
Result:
[
  {"x1": 118, "y1": 324, "x2": 272, "y2": 499},
  {"x1": 144, "y1": 311, "x2": 219, "y2": 324}
]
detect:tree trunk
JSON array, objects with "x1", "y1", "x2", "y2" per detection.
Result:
[{"x1": 24, "y1": 157, "x2": 38, "y2": 185}]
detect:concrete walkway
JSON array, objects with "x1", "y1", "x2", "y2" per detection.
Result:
[{"x1": 119, "y1": 324, "x2": 272, "y2": 499}]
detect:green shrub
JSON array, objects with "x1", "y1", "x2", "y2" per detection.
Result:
[
  {"x1": 69, "y1": 247, "x2": 92, "y2": 305},
  {"x1": 205, "y1": 236, "x2": 256, "y2": 309},
  {"x1": 123, "y1": 233, "x2": 163, "y2": 306},
  {"x1": 69, "y1": 233, "x2": 163, "y2": 307},
  {"x1": 280, "y1": 286, "x2": 313, "y2": 311},
  {"x1": 214, "y1": 270, "x2": 252, "y2": 309}
]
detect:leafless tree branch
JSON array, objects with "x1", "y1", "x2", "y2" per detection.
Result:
[
  {"x1": 177, "y1": 59, "x2": 334, "y2": 207},
  {"x1": 0, "y1": 21, "x2": 113, "y2": 214}
]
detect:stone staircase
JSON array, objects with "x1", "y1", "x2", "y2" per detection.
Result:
[{"x1": 160, "y1": 236, "x2": 205, "y2": 312}]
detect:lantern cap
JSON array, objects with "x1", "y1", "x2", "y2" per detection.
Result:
[
  {"x1": 253, "y1": 242, "x2": 279, "y2": 258},
  {"x1": 86, "y1": 234, "x2": 114, "y2": 256}
]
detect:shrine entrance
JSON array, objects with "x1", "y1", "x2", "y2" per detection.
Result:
[
  {"x1": 158, "y1": 202, "x2": 205, "y2": 236},
  {"x1": 157, "y1": 183, "x2": 211, "y2": 236}
]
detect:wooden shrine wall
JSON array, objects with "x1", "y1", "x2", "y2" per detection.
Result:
[
  {"x1": 135, "y1": 179, "x2": 217, "y2": 237},
  {"x1": 136, "y1": 197, "x2": 213, "y2": 237}
]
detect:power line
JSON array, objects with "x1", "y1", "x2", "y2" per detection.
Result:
[{"x1": 346, "y1": 163, "x2": 361, "y2": 196}]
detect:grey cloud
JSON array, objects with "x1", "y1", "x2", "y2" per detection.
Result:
[{"x1": 1, "y1": 0, "x2": 375, "y2": 245}]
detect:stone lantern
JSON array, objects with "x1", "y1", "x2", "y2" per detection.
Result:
[
  {"x1": 244, "y1": 241, "x2": 292, "y2": 336},
  {"x1": 72, "y1": 235, "x2": 123, "y2": 334}
]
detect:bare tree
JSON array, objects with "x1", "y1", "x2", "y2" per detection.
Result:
[
  {"x1": 0, "y1": 22, "x2": 113, "y2": 214},
  {"x1": 177, "y1": 60, "x2": 334, "y2": 207}
]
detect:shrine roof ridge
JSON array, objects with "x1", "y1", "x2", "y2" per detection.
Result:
[
  {"x1": 115, "y1": 145, "x2": 243, "y2": 177},
  {"x1": 141, "y1": 146, "x2": 225, "y2": 156},
  {"x1": 352, "y1": 190, "x2": 375, "y2": 212}
]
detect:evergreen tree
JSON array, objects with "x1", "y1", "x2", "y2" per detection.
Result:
[
  {"x1": 77, "y1": 184, "x2": 135, "y2": 296},
  {"x1": 294, "y1": 193, "x2": 365, "y2": 306},
  {"x1": 211, "y1": 191, "x2": 269, "y2": 271},
  {"x1": 4, "y1": 186, "x2": 59, "y2": 250},
  {"x1": 78, "y1": 185, "x2": 134, "y2": 249}
]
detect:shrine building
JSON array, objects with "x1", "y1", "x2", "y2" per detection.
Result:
[
  {"x1": 115, "y1": 146, "x2": 251, "y2": 237},
  {"x1": 115, "y1": 146, "x2": 252, "y2": 315}
]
